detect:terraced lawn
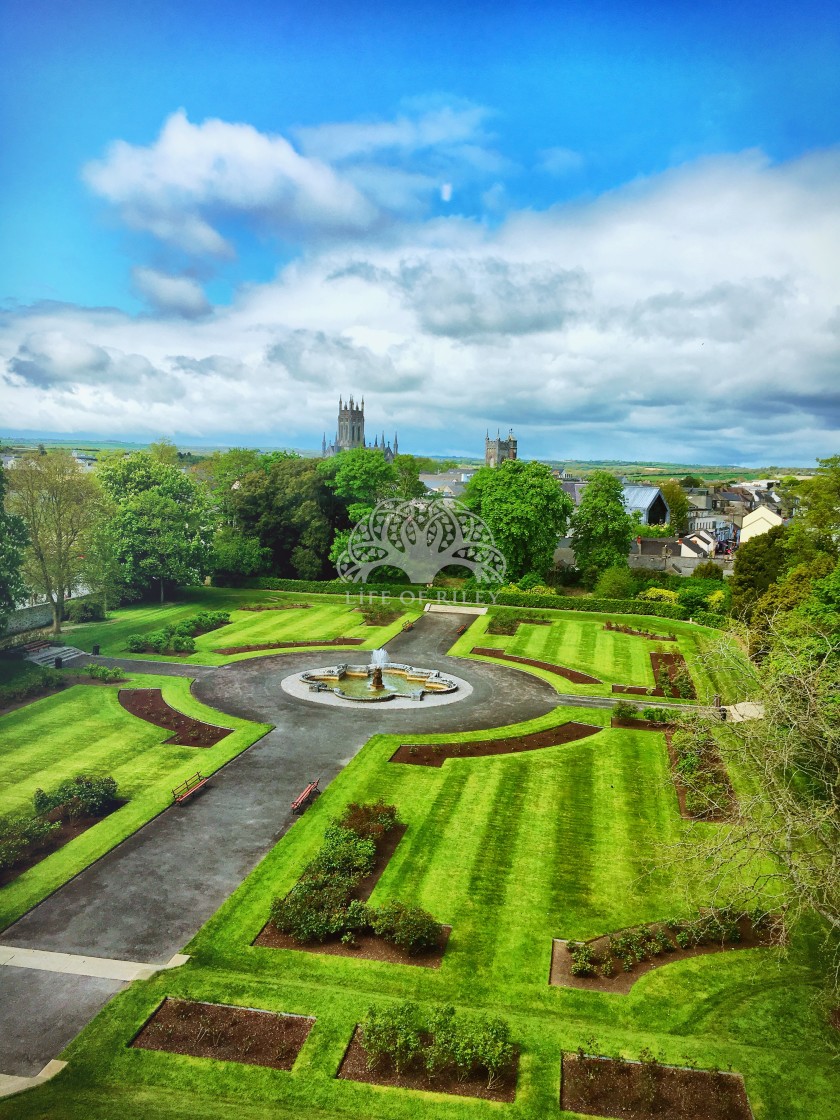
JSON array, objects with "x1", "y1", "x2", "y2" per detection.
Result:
[
  {"x1": 65, "y1": 588, "x2": 420, "y2": 665},
  {"x1": 0, "y1": 677, "x2": 270, "y2": 930},
  {"x1": 449, "y1": 610, "x2": 739, "y2": 703},
  {"x1": 6, "y1": 699, "x2": 836, "y2": 1120}
]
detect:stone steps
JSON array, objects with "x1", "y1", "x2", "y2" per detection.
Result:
[{"x1": 25, "y1": 645, "x2": 86, "y2": 667}]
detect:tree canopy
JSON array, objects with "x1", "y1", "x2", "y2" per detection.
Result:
[
  {"x1": 464, "y1": 461, "x2": 573, "y2": 581},
  {"x1": 7, "y1": 451, "x2": 103, "y2": 632},
  {"x1": 0, "y1": 464, "x2": 28, "y2": 631},
  {"x1": 659, "y1": 479, "x2": 689, "y2": 533},
  {"x1": 570, "y1": 471, "x2": 635, "y2": 584}
]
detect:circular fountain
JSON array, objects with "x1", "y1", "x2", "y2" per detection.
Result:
[{"x1": 282, "y1": 648, "x2": 471, "y2": 708}]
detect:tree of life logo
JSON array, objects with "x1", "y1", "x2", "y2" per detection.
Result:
[{"x1": 336, "y1": 498, "x2": 508, "y2": 586}]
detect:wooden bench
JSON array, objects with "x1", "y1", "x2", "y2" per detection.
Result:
[
  {"x1": 173, "y1": 772, "x2": 209, "y2": 805},
  {"x1": 456, "y1": 623, "x2": 469, "y2": 635},
  {"x1": 291, "y1": 779, "x2": 320, "y2": 814}
]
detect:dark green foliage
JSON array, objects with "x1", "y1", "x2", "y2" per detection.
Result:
[
  {"x1": 612, "y1": 700, "x2": 639, "y2": 721},
  {"x1": 464, "y1": 460, "x2": 574, "y2": 580},
  {"x1": 0, "y1": 815, "x2": 58, "y2": 873},
  {"x1": 571, "y1": 471, "x2": 636, "y2": 585},
  {"x1": 33, "y1": 775, "x2": 119, "y2": 819},
  {"x1": 593, "y1": 564, "x2": 636, "y2": 599},
  {"x1": 369, "y1": 900, "x2": 443, "y2": 955},
  {"x1": 729, "y1": 524, "x2": 789, "y2": 620},
  {"x1": 64, "y1": 598, "x2": 105, "y2": 623},
  {"x1": 360, "y1": 1000, "x2": 515, "y2": 1088},
  {"x1": 85, "y1": 664, "x2": 125, "y2": 682},
  {"x1": 671, "y1": 730, "x2": 732, "y2": 818},
  {"x1": 338, "y1": 800, "x2": 398, "y2": 840},
  {"x1": 0, "y1": 664, "x2": 63, "y2": 707},
  {"x1": 692, "y1": 560, "x2": 725, "y2": 581},
  {"x1": 268, "y1": 802, "x2": 435, "y2": 949},
  {"x1": 124, "y1": 612, "x2": 228, "y2": 653},
  {"x1": 0, "y1": 464, "x2": 28, "y2": 632}
]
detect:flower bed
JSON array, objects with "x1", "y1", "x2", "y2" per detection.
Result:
[
  {"x1": 0, "y1": 775, "x2": 123, "y2": 886},
  {"x1": 485, "y1": 616, "x2": 552, "y2": 636},
  {"x1": 604, "y1": 620, "x2": 676, "y2": 641},
  {"x1": 561, "y1": 1051, "x2": 753, "y2": 1119},
  {"x1": 238, "y1": 603, "x2": 311, "y2": 612},
  {"x1": 125, "y1": 611, "x2": 231, "y2": 655},
  {"x1": 118, "y1": 688, "x2": 232, "y2": 747},
  {"x1": 255, "y1": 802, "x2": 449, "y2": 967},
  {"x1": 612, "y1": 651, "x2": 696, "y2": 699},
  {"x1": 550, "y1": 910, "x2": 779, "y2": 993},
  {"x1": 338, "y1": 1001, "x2": 518, "y2": 1103},
  {"x1": 470, "y1": 647, "x2": 602, "y2": 684},
  {"x1": 390, "y1": 721, "x2": 601, "y2": 767},
  {"x1": 132, "y1": 998, "x2": 314, "y2": 1070},
  {"x1": 667, "y1": 729, "x2": 735, "y2": 821}
]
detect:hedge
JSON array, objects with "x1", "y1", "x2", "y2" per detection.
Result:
[{"x1": 225, "y1": 576, "x2": 721, "y2": 621}]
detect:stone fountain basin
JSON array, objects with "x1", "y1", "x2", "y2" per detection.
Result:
[{"x1": 299, "y1": 662, "x2": 458, "y2": 702}]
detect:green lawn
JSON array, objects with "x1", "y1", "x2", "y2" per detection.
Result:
[
  {"x1": 448, "y1": 610, "x2": 742, "y2": 703},
  {"x1": 65, "y1": 587, "x2": 421, "y2": 665},
  {"x1": 0, "y1": 677, "x2": 271, "y2": 931},
  {"x1": 6, "y1": 701, "x2": 836, "y2": 1119}
]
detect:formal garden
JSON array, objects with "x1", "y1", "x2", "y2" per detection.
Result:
[{"x1": 0, "y1": 587, "x2": 837, "y2": 1119}]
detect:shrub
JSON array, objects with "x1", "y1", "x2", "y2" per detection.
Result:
[
  {"x1": 64, "y1": 598, "x2": 105, "y2": 623},
  {"x1": 637, "y1": 587, "x2": 679, "y2": 603},
  {"x1": 33, "y1": 775, "x2": 119, "y2": 820},
  {"x1": 339, "y1": 800, "x2": 398, "y2": 840},
  {"x1": 593, "y1": 565, "x2": 636, "y2": 600},
  {"x1": 126, "y1": 634, "x2": 147, "y2": 653},
  {"x1": 360, "y1": 1002, "x2": 421, "y2": 1074},
  {"x1": 85, "y1": 664, "x2": 125, "y2": 683},
  {"x1": 0, "y1": 815, "x2": 59, "y2": 872},
  {"x1": 568, "y1": 941, "x2": 598, "y2": 976},
  {"x1": 613, "y1": 700, "x2": 639, "y2": 722},
  {"x1": 311, "y1": 825, "x2": 376, "y2": 880},
  {"x1": 369, "y1": 900, "x2": 443, "y2": 955}
]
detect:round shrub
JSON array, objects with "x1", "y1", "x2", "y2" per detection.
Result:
[{"x1": 369, "y1": 900, "x2": 443, "y2": 955}]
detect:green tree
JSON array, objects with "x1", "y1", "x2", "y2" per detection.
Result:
[
  {"x1": 593, "y1": 564, "x2": 635, "y2": 599},
  {"x1": 320, "y1": 447, "x2": 397, "y2": 522},
  {"x1": 464, "y1": 460, "x2": 574, "y2": 581},
  {"x1": 210, "y1": 527, "x2": 270, "y2": 585},
  {"x1": 79, "y1": 508, "x2": 125, "y2": 614},
  {"x1": 236, "y1": 457, "x2": 344, "y2": 579},
  {"x1": 570, "y1": 471, "x2": 635, "y2": 585},
  {"x1": 660, "y1": 479, "x2": 690, "y2": 533},
  {"x1": 679, "y1": 474, "x2": 704, "y2": 489},
  {"x1": 7, "y1": 452, "x2": 103, "y2": 633},
  {"x1": 729, "y1": 524, "x2": 789, "y2": 621},
  {"x1": 391, "y1": 454, "x2": 428, "y2": 500},
  {"x1": 148, "y1": 437, "x2": 179, "y2": 465},
  {"x1": 0, "y1": 464, "x2": 28, "y2": 632},
  {"x1": 97, "y1": 452, "x2": 211, "y2": 601},
  {"x1": 785, "y1": 456, "x2": 840, "y2": 565}
]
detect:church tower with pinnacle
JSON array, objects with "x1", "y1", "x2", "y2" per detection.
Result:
[
  {"x1": 322, "y1": 396, "x2": 399, "y2": 462},
  {"x1": 485, "y1": 428, "x2": 517, "y2": 468}
]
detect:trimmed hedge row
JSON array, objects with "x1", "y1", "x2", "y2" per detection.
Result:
[{"x1": 226, "y1": 576, "x2": 729, "y2": 626}]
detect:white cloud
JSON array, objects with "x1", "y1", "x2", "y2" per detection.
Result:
[
  {"x1": 3, "y1": 144, "x2": 839, "y2": 463},
  {"x1": 538, "y1": 147, "x2": 584, "y2": 176},
  {"x1": 132, "y1": 268, "x2": 211, "y2": 318},
  {"x1": 83, "y1": 109, "x2": 379, "y2": 255}
]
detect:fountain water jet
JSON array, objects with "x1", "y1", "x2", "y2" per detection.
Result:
[{"x1": 370, "y1": 648, "x2": 387, "y2": 691}]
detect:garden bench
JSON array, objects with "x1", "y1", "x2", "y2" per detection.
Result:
[
  {"x1": 172, "y1": 772, "x2": 209, "y2": 805},
  {"x1": 456, "y1": 624, "x2": 469, "y2": 635},
  {"x1": 291, "y1": 779, "x2": 320, "y2": 814}
]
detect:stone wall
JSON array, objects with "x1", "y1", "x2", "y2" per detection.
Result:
[{"x1": 3, "y1": 602, "x2": 54, "y2": 635}]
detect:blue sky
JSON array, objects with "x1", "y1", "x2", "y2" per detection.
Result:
[{"x1": 1, "y1": 0, "x2": 839, "y2": 464}]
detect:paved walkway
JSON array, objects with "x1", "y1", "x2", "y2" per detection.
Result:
[{"x1": 0, "y1": 613, "x2": 560, "y2": 1077}]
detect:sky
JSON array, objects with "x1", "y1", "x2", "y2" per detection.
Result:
[{"x1": 1, "y1": 0, "x2": 839, "y2": 466}]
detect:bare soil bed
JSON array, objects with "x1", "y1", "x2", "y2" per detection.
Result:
[
  {"x1": 550, "y1": 915, "x2": 774, "y2": 994},
  {"x1": 470, "y1": 646, "x2": 602, "y2": 684},
  {"x1": 390, "y1": 721, "x2": 601, "y2": 767},
  {"x1": 0, "y1": 803, "x2": 124, "y2": 887},
  {"x1": 612, "y1": 652, "x2": 695, "y2": 699},
  {"x1": 213, "y1": 637, "x2": 364, "y2": 654},
  {"x1": 611, "y1": 716, "x2": 675, "y2": 732},
  {"x1": 486, "y1": 617, "x2": 551, "y2": 636},
  {"x1": 604, "y1": 622, "x2": 676, "y2": 641},
  {"x1": 561, "y1": 1052, "x2": 753, "y2": 1120},
  {"x1": 132, "y1": 998, "x2": 314, "y2": 1071},
  {"x1": 338, "y1": 1026, "x2": 518, "y2": 1102},
  {"x1": 238, "y1": 603, "x2": 311, "y2": 612},
  {"x1": 118, "y1": 688, "x2": 232, "y2": 747}
]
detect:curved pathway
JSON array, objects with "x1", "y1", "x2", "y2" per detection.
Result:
[{"x1": 0, "y1": 614, "x2": 560, "y2": 1078}]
